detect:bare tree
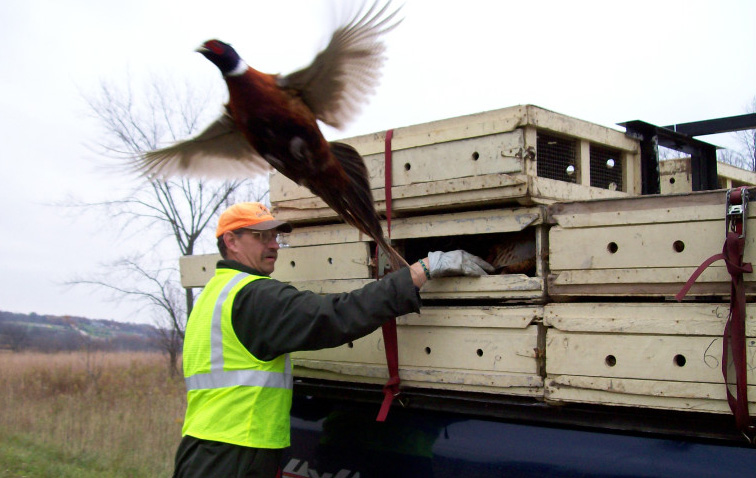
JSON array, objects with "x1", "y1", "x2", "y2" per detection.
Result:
[
  {"x1": 73, "y1": 74, "x2": 268, "y2": 374},
  {"x1": 731, "y1": 97, "x2": 756, "y2": 171},
  {"x1": 719, "y1": 96, "x2": 756, "y2": 171},
  {"x1": 71, "y1": 256, "x2": 187, "y2": 374}
]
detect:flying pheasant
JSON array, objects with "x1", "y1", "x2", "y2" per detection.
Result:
[{"x1": 136, "y1": 2, "x2": 407, "y2": 270}]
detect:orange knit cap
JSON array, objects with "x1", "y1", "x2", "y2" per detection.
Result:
[{"x1": 215, "y1": 202, "x2": 292, "y2": 238}]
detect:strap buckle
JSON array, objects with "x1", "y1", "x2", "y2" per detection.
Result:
[{"x1": 726, "y1": 187, "x2": 748, "y2": 239}]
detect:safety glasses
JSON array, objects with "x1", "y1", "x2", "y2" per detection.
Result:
[{"x1": 239, "y1": 229, "x2": 289, "y2": 247}]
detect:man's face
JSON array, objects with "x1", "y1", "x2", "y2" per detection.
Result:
[{"x1": 224, "y1": 229, "x2": 280, "y2": 275}]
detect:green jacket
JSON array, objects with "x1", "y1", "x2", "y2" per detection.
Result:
[
  {"x1": 219, "y1": 259, "x2": 421, "y2": 361},
  {"x1": 177, "y1": 259, "x2": 422, "y2": 460}
]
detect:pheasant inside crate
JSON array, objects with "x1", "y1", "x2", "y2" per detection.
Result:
[{"x1": 401, "y1": 229, "x2": 538, "y2": 277}]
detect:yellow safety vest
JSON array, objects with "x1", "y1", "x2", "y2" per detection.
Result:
[{"x1": 182, "y1": 268, "x2": 293, "y2": 448}]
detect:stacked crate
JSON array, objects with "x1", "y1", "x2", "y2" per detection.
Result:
[
  {"x1": 263, "y1": 104, "x2": 642, "y2": 399},
  {"x1": 544, "y1": 302, "x2": 756, "y2": 414},
  {"x1": 545, "y1": 189, "x2": 756, "y2": 414},
  {"x1": 179, "y1": 104, "x2": 755, "y2": 415},
  {"x1": 660, "y1": 157, "x2": 756, "y2": 194},
  {"x1": 270, "y1": 104, "x2": 639, "y2": 224},
  {"x1": 270, "y1": 209, "x2": 548, "y2": 399}
]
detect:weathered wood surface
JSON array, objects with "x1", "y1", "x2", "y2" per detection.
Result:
[
  {"x1": 271, "y1": 104, "x2": 638, "y2": 222},
  {"x1": 179, "y1": 178, "x2": 756, "y2": 415},
  {"x1": 548, "y1": 188, "x2": 756, "y2": 298},
  {"x1": 179, "y1": 254, "x2": 219, "y2": 289},
  {"x1": 273, "y1": 175, "x2": 626, "y2": 223},
  {"x1": 181, "y1": 255, "x2": 544, "y2": 299},
  {"x1": 332, "y1": 105, "x2": 638, "y2": 157},
  {"x1": 272, "y1": 130, "x2": 525, "y2": 203},
  {"x1": 660, "y1": 158, "x2": 756, "y2": 194},
  {"x1": 273, "y1": 105, "x2": 637, "y2": 198},
  {"x1": 548, "y1": 269, "x2": 756, "y2": 298},
  {"x1": 548, "y1": 188, "x2": 756, "y2": 225},
  {"x1": 181, "y1": 207, "x2": 548, "y2": 300},
  {"x1": 292, "y1": 306, "x2": 543, "y2": 396},
  {"x1": 543, "y1": 302, "x2": 756, "y2": 414},
  {"x1": 550, "y1": 221, "x2": 739, "y2": 270},
  {"x1": 272, "y1": 242, "x2": 369, "y2": 282},
  {"x1": 543, "y1": 302, "x2": 755, "y2": 335},
  {"x1": 291, "y1": 276, "x2": 545, "y2": 301},
  {"x1": 547, "y1": 330, "x2": 740, "y2": 383},
  {"x1": 280, "y1": 206, "x2": 544, "y2": 246},
  {"x1": 545, "y1": 376, "x2": 756, "y2": 414},
  {"x1": 293, "y1": 365, "x2": 543, "y2": 396}
]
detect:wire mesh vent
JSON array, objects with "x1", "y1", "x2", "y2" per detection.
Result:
[
  {"x1": 590, "y1": 145, "x2": 623, "y2": 191},
  {"x1": 537, "y1": 133, "x2": 577, "y2": 183}
]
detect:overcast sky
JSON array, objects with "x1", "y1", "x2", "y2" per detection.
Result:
[{"x1": 1, "y1": 0, "x2": 755, "y2": 325}]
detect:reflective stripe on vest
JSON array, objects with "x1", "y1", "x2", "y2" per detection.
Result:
[
  {"x1": 184, "y1": 271, "x2": 293, "y2": 392},
  {"x1": 186, "y1": 358, "x2": 292, "y2": 390}
]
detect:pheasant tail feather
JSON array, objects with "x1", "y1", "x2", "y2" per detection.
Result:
[{"x1": 325, "y1": 142, "x2": 408, "y2": 271}]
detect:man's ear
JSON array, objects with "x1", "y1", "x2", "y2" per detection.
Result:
[{"x1": 223, "y1": 231, "x2": 238, "y2": 253}]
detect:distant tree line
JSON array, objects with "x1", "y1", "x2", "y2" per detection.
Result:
[{"x1": 0, "y1": 311, "x2": 163, "y2": 353}]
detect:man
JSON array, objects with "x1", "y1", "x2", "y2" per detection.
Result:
[{"x1": 173, "y1": 202, "x2": 493, "y2": 478}]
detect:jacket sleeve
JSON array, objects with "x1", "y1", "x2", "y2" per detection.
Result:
[{"x1": 231, "y1": 267, "x2": 421, "y2": 361}]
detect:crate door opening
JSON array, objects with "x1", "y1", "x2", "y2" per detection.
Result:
[
  {"x1": 404, "y1": 229, "x2": 538, "y2": 276},
  {"x1": 281, "y1": 207, "x2": 548, "y2": 300},
  {"x1": 400, "y1": 217, "x2": 547, "y2": 302}
]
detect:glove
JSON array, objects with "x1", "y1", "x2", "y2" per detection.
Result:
[{"x1": 427, "y1": 250, "x2": 495, "y2": 278}]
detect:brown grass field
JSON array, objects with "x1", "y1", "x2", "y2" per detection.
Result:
[{"x1": 0, "y1": 350, "x2": 186, "y2": 477}]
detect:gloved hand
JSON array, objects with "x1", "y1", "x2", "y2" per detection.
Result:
[{"x1": 427, "y1": 250, "x2": 495, "y2": 278}]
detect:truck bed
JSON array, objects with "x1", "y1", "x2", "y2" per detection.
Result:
[{"x1": 285, "y1": 382, "x2": 756, "y2": 478}]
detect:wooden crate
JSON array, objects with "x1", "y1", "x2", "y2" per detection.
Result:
[
  {"x1": 181, "y1": 206, "x2": 549, "y2": 302},
  {"x1": 547, "y1": 188, "x2": 756, "y2": 299},
  {"x1": 271, "y1": 104, "x2": 639, "y2": 224},
  {"x1": 181, "y1": 253, "x2": 544, "y2": 301},
  {"x1": 543, "y1": 302, "x2": 756, "y2": 414},
  {"x1": 660, "y1": 158, "x2": 756, "y2": 195},
  {"x1": 292, "y1": 305, "x2": 544, "y2": 397}
]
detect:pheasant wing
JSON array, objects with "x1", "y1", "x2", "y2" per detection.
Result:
[
  {"x1": 136, "y1": 114, "x2": 271, "y2": 179},
  {"x1": 278, "y1": 1, "x2": 402, "y2": 130}
]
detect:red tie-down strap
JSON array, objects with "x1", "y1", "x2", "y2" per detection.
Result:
[
  {"x1": 676, "y1": 187, "x2": 754, "y2": 440},
  {"x1": 376, "y1": 320, "x2": 400, "y2": 422},
  {"x1": 376, "y1": 129, "x2": 401, "y2": 422}
]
